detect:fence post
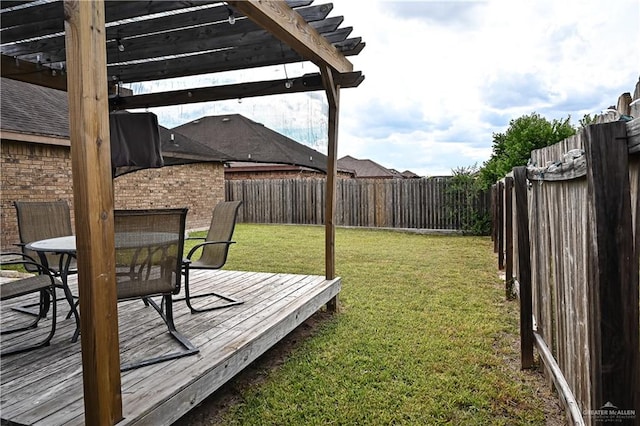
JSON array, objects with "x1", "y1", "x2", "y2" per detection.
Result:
[
  {"x1": 498, "y1": 180, "x2": 505, "y2": 270},
  {"x1": 491, "y1": 184, "x2": 498, "y2": 251},
  {"x1": 584, "y1": 121, "x2": 639, "y2": 417},
  {"x1": 513, "y1": 166, "x2": 534, "y2": 369},
  {"x1": 504, "y1": 176, "x2": 514, "y2": 299}
]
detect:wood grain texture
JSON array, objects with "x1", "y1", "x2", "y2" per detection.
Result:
[
  {"x1": 226, "y1": 178, "x2": 489, "y2": 231},
  {"x1": 0, "y1": 270, "x2": 341, "y2": 425},
  {"x1": 504, "y1": 177, "x2": 514, "y2": 299},
  {"x1": 584, "y1": 121, "x2": 638, "y2": 417},
  {"x1": 513, "y1": 167, "x2": 534, "y2": 369},
  {"x1": 322, "y1": 65, "x2": 339, "y2": 301},
  {"x1": 228, "y1": 0, "x2": 353, "y2": 73},
  {"x1": 63, "y1": 0, "x2": 122, "y2": 423}
]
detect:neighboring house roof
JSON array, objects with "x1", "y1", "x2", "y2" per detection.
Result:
[
  {"x1": 401, "y1": 170, "x2": 421, "y2": 179},
  {"x1": 159, "y1": 127, "x2": 228, "y2": 164},
  {"x1": 1, "y1": 77, "x2": 69, "y2": 139},
  {"x1": 0, "y1": 78, "x2": 229, "y2": 164},
  {"x1": 173, "y1": 114, "x2": 327, "y2": 173},
  {"x1": 337, "y1": 155, "x2": 402, "y2": 178}
]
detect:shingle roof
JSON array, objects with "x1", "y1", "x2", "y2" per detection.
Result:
[
  {"x1": 173, "y1": 114, "x2": 327, "y2": 173},
  {"x1": 0, "y1": 77, "x2": 69, "y2": 138},
  {"x1": 1, "y1": 78, "x2": 232, "y2": 164},
  {"x1": 337, "y1": 155, "x2": 399, "y2": 178},
  {"x1": 401, "y1": 170, "x2": 421, "y2": 178},
  {"x1": 1, "y1": 79, "x2": 333, "y2": 174}
]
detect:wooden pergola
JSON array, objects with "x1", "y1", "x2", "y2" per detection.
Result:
[{"x1": 0, "y1": 1, "x2": 364, "y2": 424}]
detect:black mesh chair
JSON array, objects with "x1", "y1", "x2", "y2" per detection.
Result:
[
  {"x1": 14, "y1": 200, "x2": 76, "y2": 276},
  {"x1": 13, "y1": 200, "x2": 77, "y2": 317},
  {"x1": 1, "y1": 253, "x2": 58, "y2": 356},
  {"x1": 181, "y1": 201, "x2": 243, "y2": 313},
  {"x1": 114, "y1": 208, "x2": 199, "y2": 371}
]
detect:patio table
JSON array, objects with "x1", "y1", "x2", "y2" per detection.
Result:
[
  {"x1": 25, "y1": 236, "x2": 79, "y2": 341},
  {"x1": 25, "y1": 232, "x2": 181, "y2": 342}
]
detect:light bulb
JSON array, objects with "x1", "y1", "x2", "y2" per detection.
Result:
[
  {"x1": 117, "y1": 39, "x2": 125, "y2": 52},
  {"x1": 228, "y1": 12, "x2": 236, "y2": 25},
  {"x1": 284, "y1": 80, "x2": 293, "y2": 89}
]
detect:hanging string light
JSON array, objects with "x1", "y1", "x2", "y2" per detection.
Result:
[{"x1": 225, "y1": 3, "x2": 236, "y2": 25}]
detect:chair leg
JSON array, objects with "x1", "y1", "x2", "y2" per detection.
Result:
[
  {"x1": 120, "y1": 295, "x2": 199, "y2": 371},
  {"x1": 179, "y1": 267, "x2": 244, "y2": 314},
  {"x1": 11, "y1": 290, "x2": 70, "y2": 318},
  {"x1": 1, "y1": 288, "x2": 57, "y2": 356}
]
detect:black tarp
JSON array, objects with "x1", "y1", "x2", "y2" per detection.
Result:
[{"x1": 110, "y1": 111, "x2": 164, "y2": 176}]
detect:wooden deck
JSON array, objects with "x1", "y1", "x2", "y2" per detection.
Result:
[{"x1": 0, "y1": 270, "x2": 341, "y2": 425}]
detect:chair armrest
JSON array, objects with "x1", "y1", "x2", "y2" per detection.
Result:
[
  {"x1": 186, "y1": 240, "x2": 235, "y2": 260},
  {"x1": 0, "y1": 252, "x2": 55, "y2": 277}
]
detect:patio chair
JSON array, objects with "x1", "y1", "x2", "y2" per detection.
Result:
[
  {"x1": 114, "y1": 208, "x2": 199, "y2": 371},
  {"x1": 13, "y1": 200, "x2": 77, "y2": 316},
  {"x1": 181, "y1": 200, "x2": 243, "y2": 313},
  {"x1": 14, "y1": 201, "x2": 75, "y2": 275},
  {"x1": 1, "y1": 253, "x2": 58, "y2": 356}
]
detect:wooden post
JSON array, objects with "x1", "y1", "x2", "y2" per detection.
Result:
[
  {"x1": 64, "y1": 1, "x2": 123, "y2": 424},
  {"x1": 504, "y1": 176, "x2": 514, "y2": 299},
  {"x1": 584, "y1": 121, "x2": 638, "y2": 417},
  {"x1": 513, "y1": 167, "x2": 534, "y2": 369},
  {"x1": 491, "y1": 184, "x2": 498, "y2": 251},
  {"x1": 321, "y1": 65, "x2": 339, "y2": 312},
  {"x1": 497, "y1": 180, "x2": 505, "y2": 270}
]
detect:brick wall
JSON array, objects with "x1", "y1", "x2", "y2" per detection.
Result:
[
  {"x1": 1, "y1": 140, "x2": 75, "y2": 249},
  {"x1": 1, "y1": 139, "x2": 225, "y2": 249},
  {"x1": 114, "y1": 162, "x2": 225, "y2": 230}
]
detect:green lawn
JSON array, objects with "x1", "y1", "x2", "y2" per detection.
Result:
[{"x1": 184, "y1": 224, "x2": 554, "y2": 425}]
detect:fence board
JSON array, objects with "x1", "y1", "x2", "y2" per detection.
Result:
[
  {"x1": 226, "y1": 177, "x2": 489, "y2": 231},
  {"x1": 503, "y1": 119, "x2": 640, "y2": 425},
  {"x1": 584, "y1": 121, "x2": 637, "y2": 416}
]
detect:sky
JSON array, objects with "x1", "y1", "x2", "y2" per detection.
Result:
[{"x1": 130, "y1": 0, "x2": 640, "y2": 177}]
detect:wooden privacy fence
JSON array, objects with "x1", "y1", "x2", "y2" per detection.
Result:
[
  {"x1": 494, "y1": 117, "x2": 640, "y2": 425},
  {"x1": 226, "y1": 177, "x2": 490, "y2": 231}
]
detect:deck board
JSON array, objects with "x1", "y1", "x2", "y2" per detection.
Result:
[{"x1": 0, "y1": 270, "x2": 341, "y2": 425}]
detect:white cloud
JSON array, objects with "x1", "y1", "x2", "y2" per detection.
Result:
[
  {"x1": 334, "y1": 0, "x2": 639, "y2": 175},
  {"x1": 132, "y1": 0, "x2": 639, "y2": 177}
]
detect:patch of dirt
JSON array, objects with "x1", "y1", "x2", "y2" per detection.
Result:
[
  {"x1": 514, "y1": 356, "x2": 567, "y2": 425},
  {"x1": 172, "y1": 310, "x2": 335, "y2": 426}
]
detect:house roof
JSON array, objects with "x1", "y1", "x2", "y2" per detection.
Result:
[
  {"x1": 0, "y1": 78, "x2": 333, "y2": 172},
  {"x1": 173, "y1": 114, "x2": 328, "y2": 172},
  {"x1": 0, "y1": 77, "x2": 69, "y2": 139},
  {"x1": 401, "y1": 170, "x2": 421, "y2": 179},
  {"x1": 0, "y1": 77, "x2": 228, "y2": 164},
  {"x1": 337, "y1": 155, "x2": 400, "y2": 178}
]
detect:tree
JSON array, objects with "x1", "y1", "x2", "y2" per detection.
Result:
[
  {"x1": 478, "y1": 113, "x2": 576, "y2": 188},
  {"x1": 446, "y1": 164, "x2": 491, "y2": 235}
]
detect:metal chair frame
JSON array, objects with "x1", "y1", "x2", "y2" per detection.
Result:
[
  {"x1": 115, "y1": 208, "x2": 199, "y2": 371},
  {"x1": 1, "y1": 252, "x2": 58, "y2": 356},
  {"x1": 13, "y1": 201, "x2": 78, "y2": 318},
  {"x1": 180, "y1": 201, "x2": 244, "y2": 313}
]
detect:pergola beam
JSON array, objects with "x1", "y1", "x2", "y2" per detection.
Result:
[
  {"x1": 1, "y1": 54, "x2": 67, "y2": 91},
  {"x1": 228, "y1": 0, "x2": 353, "y2": 74},
  {"x1": 110, "y1": 72, "x2": 363, "y2": 110}
]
